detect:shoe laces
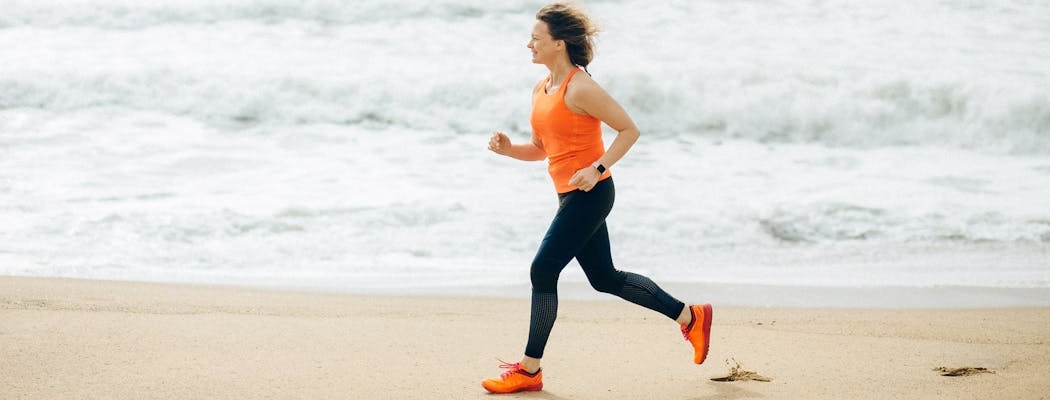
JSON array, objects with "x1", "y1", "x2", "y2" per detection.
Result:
[
  {"x1": 495, "y1": 359, "x2": 526, "y2": 379},
  {"x1": 680, "y1": 307, "x2": 695, "y2": 340}
]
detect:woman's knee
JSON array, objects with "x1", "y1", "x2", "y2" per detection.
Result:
[
  {"x1": 530, "y1": 259, "x2": 561, "y2": 293},
  {"x1": 587, "y1": 270, "x2": 626, "y2": 294}
]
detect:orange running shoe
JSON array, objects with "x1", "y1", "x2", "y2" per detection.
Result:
[
  {"x1": 481, "y1": 361, "x2": 543, "y2": 394},
  {"x1": 681, "y1": 303, "x2": 713, "y2": 364}
]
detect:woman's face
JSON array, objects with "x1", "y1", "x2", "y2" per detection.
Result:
[{"x1": 527, "y1": 20, "x2": 561, "y2": 65}]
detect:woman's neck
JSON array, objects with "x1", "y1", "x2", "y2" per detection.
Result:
[{"x1": 546, "y1": 61, "x2": 577, "y2": 90}]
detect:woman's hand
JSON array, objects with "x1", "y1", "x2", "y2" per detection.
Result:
[
  {"x1": 568, "y1": 165, "x2": 601, "y2": 192},
  {"x1": 488, "y1": 131, "x2": 512, "y2": 156}
]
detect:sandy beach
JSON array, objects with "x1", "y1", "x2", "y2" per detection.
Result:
[{"x1": 2, "y1": 276, "x2": 1048, "y2": 399}]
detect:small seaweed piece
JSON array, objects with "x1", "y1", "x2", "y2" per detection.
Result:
[
  {"x1": 933, "y1": 366, "x2": 995, "y2": 376},
  {"x1": 711, "y1": 359, "x2": 772, "y2": 382}
]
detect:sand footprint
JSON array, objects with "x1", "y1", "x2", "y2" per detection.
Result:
[{"x1": 710, "y1": 359, "x2": 773, "y2": 382}]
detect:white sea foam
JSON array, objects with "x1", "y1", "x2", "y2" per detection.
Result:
[
  {"x1": 1, "y1": 0, "x2": 1048, "y2": 300},
  {"x1": 3, "y1": 0, "x2": 1049, "y2": 151}
]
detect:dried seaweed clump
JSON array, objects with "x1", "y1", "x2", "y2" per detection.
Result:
[{"x1": 934, "y1": 366, "x2": 995, "y2": 377}]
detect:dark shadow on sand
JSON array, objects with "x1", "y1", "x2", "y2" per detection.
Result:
[{"x1": 490, "y1": 391, "x2": 573, "y2": 400}]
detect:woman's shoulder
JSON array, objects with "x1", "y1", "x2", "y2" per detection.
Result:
[
  {"x1": 565, "y1": 70, "x2": 607, "y2": 103},
  {"x1": 567, "y1": 69, "x2": 597, "y2": 88}
]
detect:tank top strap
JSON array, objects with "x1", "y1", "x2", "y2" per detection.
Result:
[
  {"x1": 538, "y1": 68, "x2": 583, "y2": 96},
  {"x1": 556, "y1": 68, "x2": 582, "y2": 95}
]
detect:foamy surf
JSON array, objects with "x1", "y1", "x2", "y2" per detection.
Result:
[{"x1": 2, "y1": 0, "x2": 1048, "y2": 302}]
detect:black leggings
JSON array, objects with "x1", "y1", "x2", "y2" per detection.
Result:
[{"x1": 525, "y1": 177, "x2": 686, "y2": 359}]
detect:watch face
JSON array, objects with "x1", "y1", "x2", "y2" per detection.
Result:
[{"x1": 597, "y1": 164, "x2": 606, "y2": 173}]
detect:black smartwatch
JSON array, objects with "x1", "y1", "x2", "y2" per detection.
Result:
[{"x1": 594, "y1": 163, "x2": 606, "y2": 174}]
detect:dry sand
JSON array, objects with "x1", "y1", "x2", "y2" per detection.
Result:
[{"x1": 2, "y1": 276, "x2": 1048, "y2": 399}]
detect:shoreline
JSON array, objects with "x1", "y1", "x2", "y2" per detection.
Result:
[
  {"x1": 391, "y1": 281, "x2": 1050, "y2": 309},
  {"x1": 3, "y1": 276, "x2": 1049, "y2": 399},
  {"x1": 4, "y1": 274, "x2": 1049, "y2": 309}
]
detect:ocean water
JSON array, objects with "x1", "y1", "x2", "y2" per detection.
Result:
[{"x1": 2, "y1": 0, "x2": 1049, "y2": 305}]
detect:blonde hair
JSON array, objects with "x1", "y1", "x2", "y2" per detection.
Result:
[{"x1": 536, "y1": 2, "x2": 600, "y2": 73}]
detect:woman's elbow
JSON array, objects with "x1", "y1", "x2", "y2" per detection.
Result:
[{"x1": 621, "y1": 126, "x2": 641, "y2": 142}]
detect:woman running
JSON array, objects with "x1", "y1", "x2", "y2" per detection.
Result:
[{"x1": 482, "y1": 2, "x2": 713, "y2": 394}]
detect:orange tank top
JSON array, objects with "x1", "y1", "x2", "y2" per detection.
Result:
[{"x1": 530, "y1": 68, "x2": 612, "y2": 193}]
